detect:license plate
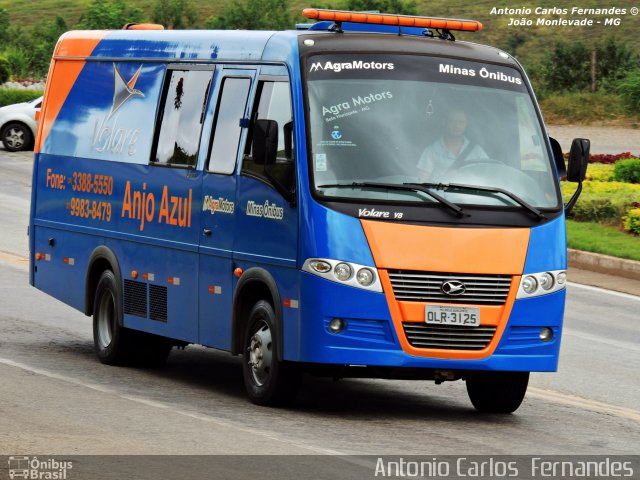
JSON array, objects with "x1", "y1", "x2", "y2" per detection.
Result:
[{"x1": 425, "y1": 305, "x2": 480, "y2": 327}]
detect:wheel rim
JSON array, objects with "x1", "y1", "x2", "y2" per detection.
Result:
[
  {"x1": 96, "y1": 289, "x2": 115, "y2": 349},
  {"x1": 247, "y1": 320, "x2": 273, "y2": 387},
  {"x1": 4, "y1": 127, "x2": 25, "y2": 149}
]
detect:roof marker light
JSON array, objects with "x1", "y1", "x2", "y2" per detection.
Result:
[{"x1": 302, "y1": 8, "x2": 482, "y2": 32}]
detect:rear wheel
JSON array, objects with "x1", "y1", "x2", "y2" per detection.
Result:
[
  {"x1": 242, "y1": 300, "x2": 301, "y2": 406},
  {"x1": 466, "y1": 371, "x2": 529, "y2": 413},
  {"x1": 1, "y1": 123, "x2": 32, "y2": 152},
  {"x1": 93, "y1": 270, "x2": 172, "y2": 367},
  {"x1": 93, "y1": 270, "x2": 133, "y2": 365}
]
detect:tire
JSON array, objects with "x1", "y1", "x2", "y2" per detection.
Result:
[
  {"x1": 242, "y1": 300, "x2": 301, "y2": 406},
  {"x1": 466, "y1": 371, "x2": 529, "y2": 413},
  {"x1": 93, "y1": 270, "x2": 133, "y2": 365},
  {"x1": 1, "y1": 123, "x2": 33, "y2": 152},
  {"x1": 93, "y1": 270, "x2": 172, "y2": 367}
]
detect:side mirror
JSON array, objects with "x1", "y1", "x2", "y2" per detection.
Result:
[
  {"x1": 549, "y1": 137, "x2": 566, "y2": 178},
  {"x1": 567, "y1": 138, "x2": 590, "y2": 182},
  {"x1": 252, "y1": 119, "x2": 278, "y2": 166},
  {"x1": 564, "y1": 138, "x2": 590, "y2": 214}
]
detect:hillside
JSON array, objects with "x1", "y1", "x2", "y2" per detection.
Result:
[{"x1": 1, "y1": 0, "x2": 638, "y2": 69}]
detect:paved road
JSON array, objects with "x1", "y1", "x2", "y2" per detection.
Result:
[
  {"x1": 547, "y1": 125, "x2": 640, "y2": 156},
  {"x1": 0, "y1": 148, "x2": 638, "y2": 468}
]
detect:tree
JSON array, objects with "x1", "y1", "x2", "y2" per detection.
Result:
[
  {"x1": 205, "y1": 0, "x2": 293, "y2": 30},
  {"x1": 0, "y1": 8, "x2": 9, "y2": 45},
  {"x1": 540, "y1": 39, "x2": 639, "y2": 93},
  {"x1": 595, "y1": 38, "x2": 637, "y2": 91},
  {"x1": 76, "y1": 0, "x2": 144, "y2": 30},
  {"x1": 152, "y1": 0, "x2": 198, "y2": 29},
  {"x1": 541, "y1": 41, "x2": 593, "y2": 92}
]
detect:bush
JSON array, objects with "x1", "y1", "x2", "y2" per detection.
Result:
[
  {"x1": 585, "y1": 163, "x2": 615, "y2": 182},
  {"x1": 562, "y1": 180, "x2": 640, "y2": 224},
  {"x1": 618, "y1": 69, "x2": 640, "y2": 113},
  {"x1": 567, "y1": 197, "x2": 620, "y2": 223},
  {"x1": 588, "y1": 152, "x2": 634, "y2": 164},
  {"x1": 0, "y1": 88, "x2": 43, "y2": 107},
  {"x1": 613, "y1": 158, "x2": 640, "y2": 183},
  {"x1": 0, "y1": 56, "x2": 9, "y2": 84},
  {"x1": 623, "y1": 208, "x2": 640, "y2": 235}
]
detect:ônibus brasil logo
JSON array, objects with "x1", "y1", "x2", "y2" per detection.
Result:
[{"x1": 309, "y1": 60, "x2": 394, "y2": 73}]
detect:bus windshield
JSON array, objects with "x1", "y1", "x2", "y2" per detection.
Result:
[{"x1": 306, "y1": 54, "x2": 560, "y2": 210}]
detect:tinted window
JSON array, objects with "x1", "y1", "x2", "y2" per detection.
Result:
[
  {"x1": 243, "y1": 81, "x2": 294, "y2": 190},
  {"x1": 154, "y1": 69, "x2": 212, "y2": 167},
  {"x1": 208, "y1": 77, "x2": 251, "y2": 174}
]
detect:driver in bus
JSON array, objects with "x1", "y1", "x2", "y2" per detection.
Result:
[{"x1": 418, "y1": 108, "x2": 488, "y2": 179}]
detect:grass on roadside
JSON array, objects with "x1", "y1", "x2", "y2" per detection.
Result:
[
  {"x1": 566, "y1": 220, "x2": 640, "y2": 262},
  {"x1": 540, "y1": 93, "x2": 639, "y2": 127}
]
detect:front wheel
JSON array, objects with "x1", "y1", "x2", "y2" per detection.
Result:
[
  {"x1": 466, "y1": 371, "x2": 529, "y2": 413},
  {"x1": 242, "y1": 300, "x2": 301, "y2": 406}
]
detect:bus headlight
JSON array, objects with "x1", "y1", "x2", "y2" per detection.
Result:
[
  {"x1": 522, "y1": 275, "x2": 538, "y2": 294},
  {"x1": 517, "y1": 270, "x2": 567, "y2": 298},
  {"x1": 334, "y1": 263, "x2": 353, "y2": 281},
  {"x1": 302, "y1": 258, "x2": 382, "y2": 292},
  {"x1": 356, "y1": 268, "x2": 375, "y2": 287},
  {"x1": 539, "y1": 272, "x2": 554, "y2": 290}
]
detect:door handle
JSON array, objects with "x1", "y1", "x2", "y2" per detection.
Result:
[{"x1": 203, "y1": 229, "x2": 212, "y2": 236}]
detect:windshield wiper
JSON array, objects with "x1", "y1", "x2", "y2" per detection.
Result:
[
  {"x1": 317, "y1": 181, "x2": 464, "y2": 217},
  {"x1": 409, "y1": 182, "x2": 546, "y2": 220}
]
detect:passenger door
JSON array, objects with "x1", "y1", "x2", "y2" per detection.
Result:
[
  {"x1": 198, "y1": 69, "x2": 255, "y2": 349},
  {"x1": 234, "y1": 76, "x2": 298, "y2": 310}
]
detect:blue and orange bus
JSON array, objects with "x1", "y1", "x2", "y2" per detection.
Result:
[{"x1": 29, "y1": 9, "x2": 588, "y2": 412}]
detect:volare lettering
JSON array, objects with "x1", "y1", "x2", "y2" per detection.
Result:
[
  {"x1": 92, "y1": 117, "x2": 140, "y2": 156},
  {"x1": 358, "y1": 208, "x2": 390, "y2": 218}
]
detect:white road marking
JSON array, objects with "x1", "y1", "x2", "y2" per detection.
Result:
[
  {"x1": 0, "y1": 356, "x2": 344, "y2": 456},
  {"x1": 563, "y1": 328, "x2": 640, "y2": 352},
  {"x1": 568, "y1": 281, "x2": 640, "y2": 301},
  {"x1": 528, "y1": 386, "x2": 640, "y2": 423}
]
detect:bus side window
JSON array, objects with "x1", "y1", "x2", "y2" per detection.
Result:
[
  {"x1": 207, "y1": 77, "x2": 251, "y2": 174},
  {"x1": 242, "y1": 81, "x2": 295, "y2": 195},
  {"x1": 153, "y1": 69, "x2": 212, "y2": 168}
]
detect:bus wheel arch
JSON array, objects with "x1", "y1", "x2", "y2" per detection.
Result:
[
  {"x1": 231, "y1": 267, "x2": 283, "y2": 360},
  {"x1": 84, "y1": 246, "x2": 123, "y2": 320}
]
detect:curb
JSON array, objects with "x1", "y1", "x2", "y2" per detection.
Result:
[{"x1": 568, "y1": 249, "x2": 640, "y2": 281}]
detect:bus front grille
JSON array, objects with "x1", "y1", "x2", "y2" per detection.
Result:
[
  {"x1": 388, "y1": 270, "x2": 512, "y2": 305},
  {"x1": 402, "y1": 323, "x2": 496, "y2": 350}
]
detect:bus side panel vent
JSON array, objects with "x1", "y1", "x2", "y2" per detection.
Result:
[
  {"x1": 124, "y1": 279, "x2": 147, "y2": 317},
  {"x1": 149, "y1": 284, "x2": 168, "y2": 322}
]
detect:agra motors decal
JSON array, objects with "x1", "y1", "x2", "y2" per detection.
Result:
[{"x1": 309, "y1": 60, "x2": 394, "y2": 73}]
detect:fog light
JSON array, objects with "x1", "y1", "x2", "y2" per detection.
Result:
[
  {"x1": 556, "y1": 271, "x2": 567, "y2": 285},
  {"x1": 356, "y1": 268, "x2": 375, "y2": 287},
  {"x1": 329, "y1": 318, "x2": 346, "y2": 333},
  {"x1": 334, "y1": 262, "x2": 353, "y2": 281},
  {"x1": 539, "y1": 272, "x2": 554, "y2": 290},
  {"x1": 522, "y1": 275, "x2": 538, "y2": 294},
  {"x1": 539, "y1": 327, "x2": 554, "y2": 342}
]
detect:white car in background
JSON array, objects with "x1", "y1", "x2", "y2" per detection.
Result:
[{"x1": 0, "y1": 96, "x2": 41, "y2": 152}]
